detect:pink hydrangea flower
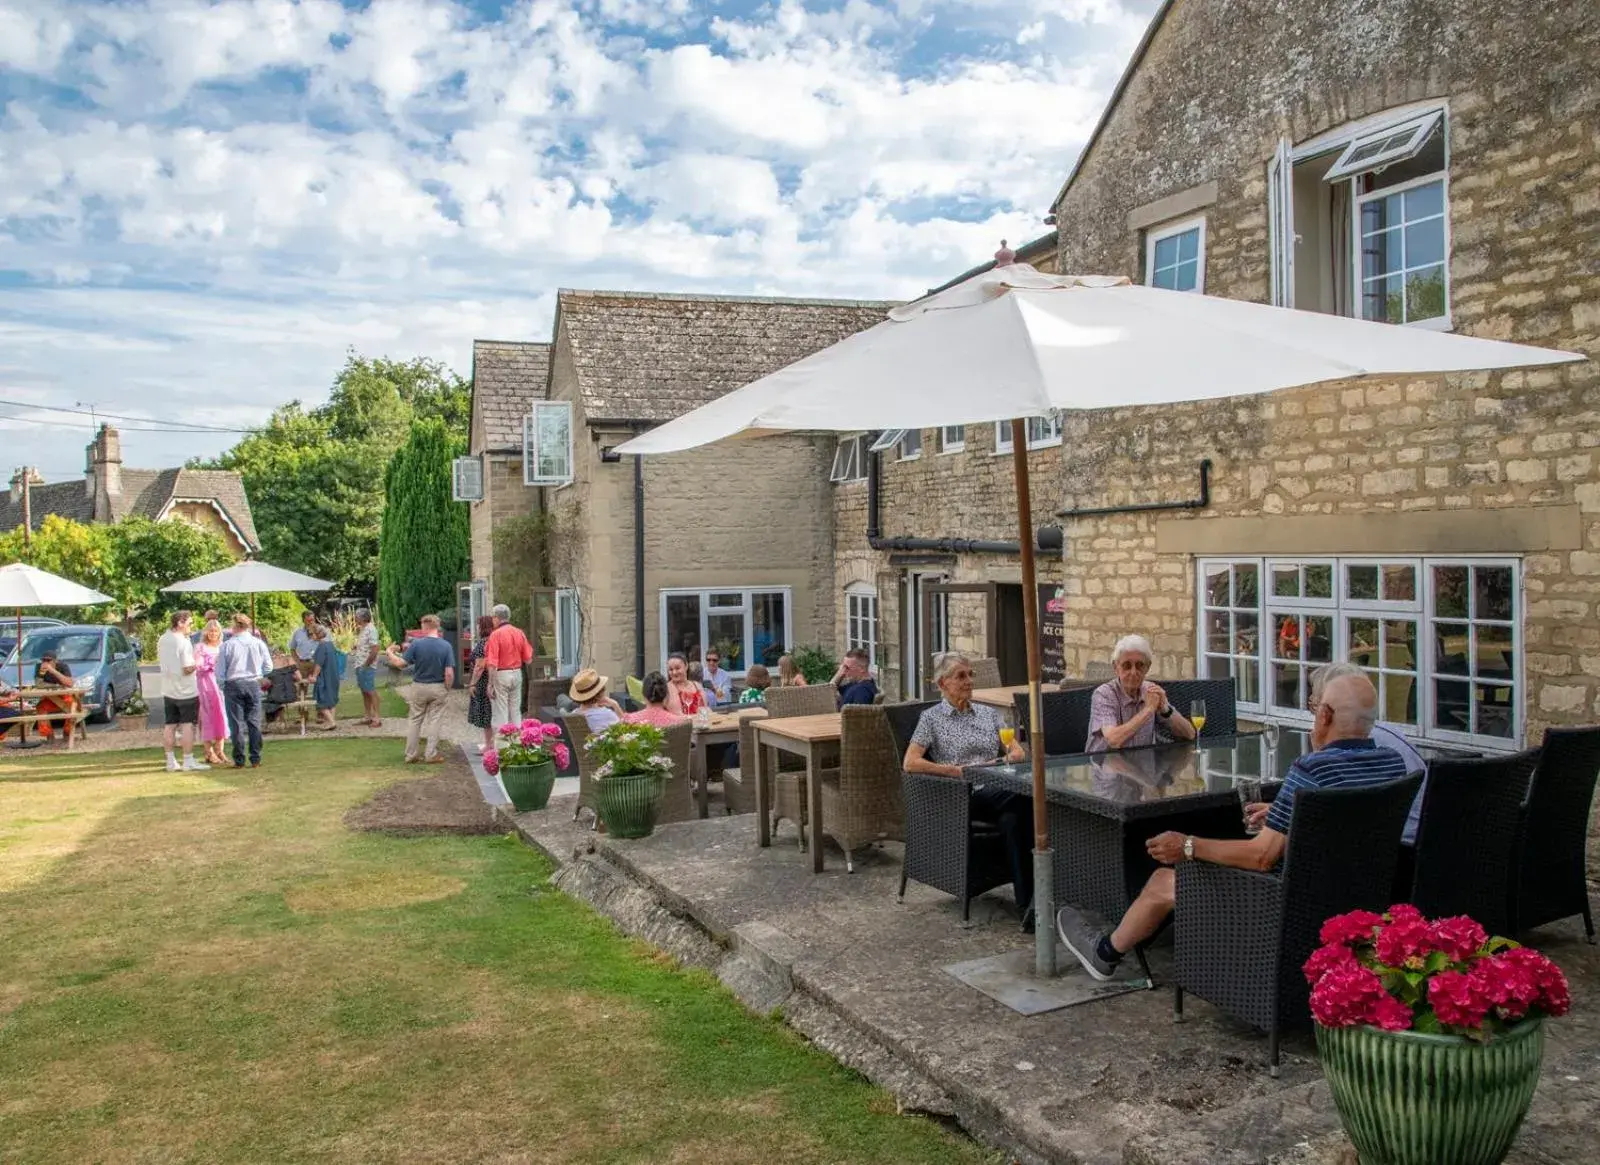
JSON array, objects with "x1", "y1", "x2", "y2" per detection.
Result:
[
  {"x1": 1369, "y1": 993, "x2": 1414, "y2": 1032},
  {"x1": 1429, "y1": 916, "x2": 1488, "y2": 963},
  {"x1": 541, "y1": 722, "x2": 564, "y2": 738},
  {"x1": 520, "y1": 718, "x2": 539, "y2": 730},
  {"x1": 1375, "y1": 914, "x2": 1437, "y2": 969},
  {"x1": 552, "y1": 743, "x2": 571, "y2": 769},
  {"x1": 519, "y1": 727, "x2": 540, "y2": 747},
  {"x1": 497, "y1": 723, "x2": 517, "y2": 737},
  {"x1": 1429, "y1": 970, "x2": 1492, "y2": 1030},
  {"x1": 1386, "y1": 903, "x2": 1424, "y2": 925},
  {"x1": 1318, "y1": 910, "x2": 1384, "y2": 948},
  {"x1": 1303, "y1": 942, "x2": 1358, "y2": 986},
  {"x1": 482, "y1": 748, "x2": 500, "y2": 776},
  {"x1": 1309, "y1": 962, "x2": 1388, "y2": 1028}
]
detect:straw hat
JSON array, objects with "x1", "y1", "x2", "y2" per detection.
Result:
[{"x1": 569, "y1": 668, "x2": 609, "y2": 704}]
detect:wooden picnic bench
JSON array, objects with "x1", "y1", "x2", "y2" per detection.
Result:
[{"x1": 2, "y1": 688, "x2": 92, "y2": 749}]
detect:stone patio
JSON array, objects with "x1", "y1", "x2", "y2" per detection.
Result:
[{"x1": 496, "y1": 784, "x2": 1600, "y2": 1165}]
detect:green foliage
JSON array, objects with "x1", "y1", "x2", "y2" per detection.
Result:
[
  {"x1": 585, "y1": 721, "x2": 673, "y2": 779},
  {"x1": 206, "y1": 353, "x2": 469, "y2": 588},
  {"x1": 788, "y1": 645, "x2": 839, "y2": 685},
  {"x1": 0, "y1": 516, "x2": 120, "y2": 617},
  {"x1": 490, "y1": 510, "x2": 556, "y2": 632},
  {"x1": 377, "y1": 418, "x2": 469, "y2": 643}
]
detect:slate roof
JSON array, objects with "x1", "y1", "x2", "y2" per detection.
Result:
[
  {"x1": 0, "y1": 467, "x2": 259, "y2": 551},
  {"x1": 924, "y1": 231, "x2": 1060, "y2": 297},
  {"x1": 471, "y1": 340, "x2": 551, "y2": 453},
  {"x1": 555, "y1": 290, "x2": 896, "y2": 424}
]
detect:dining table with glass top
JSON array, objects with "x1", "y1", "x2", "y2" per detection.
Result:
[{"x1": 969, "y1": 728, "x2": 1308, "y2": 931}]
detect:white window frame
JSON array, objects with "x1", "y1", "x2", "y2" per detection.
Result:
[
  {"x1": 1325, "y1": 109, "x2": 1444, "y2": 181},
  {"x1": 829, "y1": 434, "x2": 867, "y2": 483},
  {"x1": 845, "y1": 583, "x2": 879, "y2": 668},
  {"x1": 993, "y1": 415, "x2": 1063, "y2": 454},
  {"x1": 1196, "y1": 555, "x2": 1522, "y2": 750},
  {"x1": 523, "y1": 401, "x2": 573, "y2": 486},
  {"x1": 867, "y1": 429, "x2": 904, "y2": 453},
  {"x1": 555, "y1": 587, "x2": 581, "y2": 678},
  {"x1": 1144, "y1": 215, "x2": 1207, "y2": 293},
  {"x1": 898, "y1": 428, "x2": 922, "y2": 461},
  {"x1": 658, "y1": 586, "x2": 793, "y2": 677},
  {"x1": 451, "y1": 455, "x2": 484, "y2": 502},
  {"x1": 1355, "y1": 170, "x2": 1452, "y2": 332},
  {"x1": 938, "y1": 425, "x2": 965, "y2": 454}
]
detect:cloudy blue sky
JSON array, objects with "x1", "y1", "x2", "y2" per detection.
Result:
[{"x1": 1, "y1": 0, "x2": 1156, "y2": 479}]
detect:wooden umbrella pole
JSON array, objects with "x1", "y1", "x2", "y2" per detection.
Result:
[
  {"x1": 14, "y1": 608, "x2": 22, "y2": 690},
  {"x1": 1011, "y1": 418, "x2": 1055, "y2": 977}
]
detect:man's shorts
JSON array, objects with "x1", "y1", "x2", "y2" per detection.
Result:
[
  {"x1": 164, "y1": 696, "x2": 200, "y2": 726},
  {"x1": 355, "y1": 666, "x2": 377, "y2": 693}
]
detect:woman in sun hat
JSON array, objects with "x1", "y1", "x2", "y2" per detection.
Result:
[{"x1": 569, "y1": 668, "x2": 623, "y2": 733}]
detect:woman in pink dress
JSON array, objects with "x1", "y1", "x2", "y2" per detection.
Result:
[{"x1": 194, "y1": 619, "x2": 230, "y2": 766}]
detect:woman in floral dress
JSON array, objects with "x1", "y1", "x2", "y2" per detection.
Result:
[
  {"x1": 466, "y1": 615, "x2": 494, "y2": 750},
  {"x1": 194, "y1": 618, "x2": 230, "y2": 764}
]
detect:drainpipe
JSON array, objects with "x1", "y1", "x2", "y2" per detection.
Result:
[
  {"x1": 1054, "y1": 459, "x2": 1212, "y2": 519},
  {"x1": 866, "y1": 443, "x2": 1063, "y2": 554},
  {"x1": 634, "y1": 453, "x2": 646, "y2": 680}
]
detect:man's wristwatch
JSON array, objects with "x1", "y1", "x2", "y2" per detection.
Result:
[
  {"x1": 1158, "y1": 704, "x2": 1173, "y2": 718},
  {"x1": 1182, "y1": 836, "x2": 1195, "y2": 861}
]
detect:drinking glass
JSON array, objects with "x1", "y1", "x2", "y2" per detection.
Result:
[
  {"x1": 1189, "y1": 699, "x2": 1208, "y2": 735},
  {"x1": 1261, "y1": 722, "x2": 1281, "y2": 777},
  {"x1": 999, "y1": 726, "x2": 1017, "y2": 752},
  {"x1": 1237, "y1": 776, "x2": 1263, "y2": 835}
]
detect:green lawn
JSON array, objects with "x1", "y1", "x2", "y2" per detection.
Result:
[
  {"x1": 0, "y1": 741, "x2": 992, "y2": 1164},
  {"x1": 334, "y1": 682, "x2": 409, "y2": 720}
]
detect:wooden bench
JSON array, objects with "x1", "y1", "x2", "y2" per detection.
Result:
[{"x1": 1, "y1": 709, "x2": 92, "y2": 748}]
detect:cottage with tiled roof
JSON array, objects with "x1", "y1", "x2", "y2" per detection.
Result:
[
  {"x1": 461, "y1": 289, "x2": 892, "y2": 684},
  {"x1": 2, "y1": 426, "x2": 259, "y2": 556}
]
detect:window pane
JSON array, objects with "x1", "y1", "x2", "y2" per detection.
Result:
[
  {"x1": 1434, "y1": 678, "x2": 1470, "y2": 733},
  {"x1": 1382, "y1": 565, "x2": 1416, "y2": 602},
  {"x1": 1154, "y1": 235, "x2": 1179, "y2": 268},
  {"x1": 1474, "y1": 566, "x2": 1513, "y2": 621},
  {"x1": 1435, "y1": 622, "x2": 1470, "y2": 675},
  {"x1": 1173, "y1": 261, "x2": 1198, "y2": 292},
  {"x1": 1406, "y1": 265, "x2": 1446, "y2": 322},
  {"x1": 1177, "y1": 229, "x2": 1199, "y2": 262},
  {"x1": 709, "y1": 593, "x2": 743, "y2": 608},
  {"x1": 1205, "y1": 611, "x2": 1230, "y2": 654},
  {"x1": 666, "y1": 594, "x2": 701, "y2": 662},
  {"x1": 1305, "y1": 616, "x2": 1333, "y2": 663},
  {"x1": 707, "y1": 610, "x2": 745, "y2": 671},
  {"x1": 1236, "y1": 612, "x2": 1259, "y2": 657},
  {"x1": 1347, "y1": 565, "x2": 1379, "y2": 601},
  {"x1": 1434, "y1": 566, "x2": 1468, "y2": 618},
  {"x1": 1404, "y1": 181, "x2": 1444, "y2": 221},
  {"x1": 1204, "y1": 564, "x2": 1230, "y2": 607},
  {"x1": 1272, "y1": 662, "x2": 1302, "y2": 710},
  {"x1": 1361, "y1": 195, "x2": 1397, "y2": 238},
  {"x1": 1383, "y1": 673, "x2": 1418, "y2": 726},
  {"x1": 1205, "y1": 654, "x2": 1232, "y2": 681},
  {"x1": 1235, "y1": 564, "x2": 1258, "y2": 607},
  {"x1": 1272, "y1": 614, "x2": 1300, "y2": 660},
  {"x1": 1348, "y1": 618, "x2": 1380, "y2": 667},
  {"x1": 1272, "y1": 566, "x2": 1299, "y2": 598},
  {"x1": 1404, "y1": 221, "x2": 1444, "y2": 268},
  {"x1": 1474, "y1": 684, "x2": 1514, "y2": 739},
  {"x1": 752, "y1": 592, "x2": 787, "y2": 668},
  {"x1": 1361, "y1": 226, "x2": 1399, "y2": 280},
  {"x1": 1475, "y1": 623, "x2": 1514, "y2": 679},
  {"x1": 1305, "y1": 564, "x2": 1333, "y2": 599},
  {"x1": 1382, "y1": 620, "x2": 1418, "y2": 672},
  {"x1": 1362, "y1": 274, "x2": 1405, "y2": 324},
  {"x1": 536, "y1": 406, "x2": 569, "y2": 479},
  {"x1": 1236, "y1": 654, "x2": 1260, "y2": 705}
]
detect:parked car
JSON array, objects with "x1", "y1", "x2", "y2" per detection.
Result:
[
  {"x1": 2, "y1": 625, "x2": 142, "y2": 724},
  {"x1": 0, "y1": 616, "x2": 67, "y2": 661}
]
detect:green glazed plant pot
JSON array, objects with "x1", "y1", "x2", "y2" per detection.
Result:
[
  {"x1": 500, "y1": 762, "x2": 557, "y2": 812},
  {"x1": 595, "y1": 772, "x2": 664, "y2": 839},
  {"x1": 1316, "y1": 1019, "x2": 1544, "y2": 1165}
]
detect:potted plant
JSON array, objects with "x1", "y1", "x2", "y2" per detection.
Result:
[
  {"x1": 1306, "y1": 904, "x2": 1571, "y2": 1165},
  {"x1": 586, "y1": 721, "x2": 674, "y2": 839},
  {"x1": 484, "y1": 718, "x2": 569, "y2": 812}
]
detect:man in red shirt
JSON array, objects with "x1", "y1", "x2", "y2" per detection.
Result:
[{"x1": 484, "y1": 603, "x2": 533, "y2": 728}]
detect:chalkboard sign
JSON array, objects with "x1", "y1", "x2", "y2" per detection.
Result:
[{"x1": 1039, "y1": 583, "x2": 1065, "y2": 684}]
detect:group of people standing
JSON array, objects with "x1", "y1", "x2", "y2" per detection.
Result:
[{"x1": 156, "y1": 609, "x2": 273, "y2": 772}]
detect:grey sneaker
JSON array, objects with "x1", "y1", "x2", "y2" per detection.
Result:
[{"x1": 1056, "y1": 906, "x2": 1116, "y2": 982}]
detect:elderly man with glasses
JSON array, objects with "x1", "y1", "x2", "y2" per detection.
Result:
[
  {"x1": 902, "y1": 650, "x2": 1034, "y2": 930},
  {"x1": 1086, "y1": 634, "x2": 1198, "y2": 752}
]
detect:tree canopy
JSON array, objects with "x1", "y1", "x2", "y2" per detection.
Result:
[
  {"x1": 204, "y1": 353, "x2": 469, "y2": 589},
  {"x1": 377, "y1": 418, "x2": 470, "y2": 644}
]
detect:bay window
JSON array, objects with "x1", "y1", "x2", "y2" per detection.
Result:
[
  {"x1": 660, "y1": 587, "x2": 791, "y2": 674},
  {"x1": 1198, "y1": 556, "x2": 1520, "y2": 747}
]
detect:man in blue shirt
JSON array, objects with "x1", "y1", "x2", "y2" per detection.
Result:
[
  {"x1": 1310, "y1": 662, "x2": 1429, "y2": 842},
  {"x1": 384, "y1": 614, "x2": 455, "y2": 763},
  {"x1": 832, "y1": 648, "x2": 879, "y2": 707},
  {"x1": 701, "y1": 649, "x2": 733, "y2": 704},
  {"x1": 1056, "y1": 670, "x2": 1409, "y2": 981},
  {"x1": 216, "y1": 615, "x2": 274, "y2": 768}
]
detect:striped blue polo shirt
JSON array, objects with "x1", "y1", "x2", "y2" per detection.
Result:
[{"x1": 1264, "y1": 738, "x2": 1410, "y2": 835}]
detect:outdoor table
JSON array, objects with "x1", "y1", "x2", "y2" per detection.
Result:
[
  {"x1": 692, "y1": 707, "x2": 766, "y2": 819},
  {"x1": 971, "y1": 728, "x2": 1303, "y2": 928},
  {"x1": 752, "y1": 711, "x2": 843, "y2": 873},
  {"x1": 973, "y1": 677, "x2": 1101, "y2": 718},
  {"x1": 3, "y1": 686, "x2": 88, "y2": 749}
]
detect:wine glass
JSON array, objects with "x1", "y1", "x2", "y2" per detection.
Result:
[
  {"x1": 1237, "y1": 776, "x2": 1263, "y2": 835},
  {"x1": 1189, "y1": 698, "x2": 1208, "y2": 735},
  {"x1": 1261, "y1": 721, "x2": 1281, "y2": 776},
  {"x1": 999, "y1": 726, "x2": 1017, "y2": 755}
]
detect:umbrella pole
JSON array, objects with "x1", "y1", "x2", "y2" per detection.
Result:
[
  {"x1": 1010, "y1": 420, "x2": 1055, "y2": 978},
  {"x1": 15, "y1": 608, "x2": 21, "y2": 690}
]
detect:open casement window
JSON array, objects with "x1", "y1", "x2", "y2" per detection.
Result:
[
  {"x1": 523, "y1": 402, "x2": 573, "y2": 486},
  {"x1": 529, "y1": 587, "x2": 579, "y2": 679},
  {"x1": 1325, "y1": 110, "x2": 1444, "y2": 182},
  {"x1": 829, "y1": 435, "x2": 867, "y2": 483},
  {"x1": 451, "y1": 455, "x2": 484, "y2": 502}
]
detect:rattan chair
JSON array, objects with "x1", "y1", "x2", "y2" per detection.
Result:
[
  {"x1": 969, "y1": 657, "x2": 1003, "y2": 689},
  {"x1": 1012, "y1": 687, "x2": 1095, "y2": 755},
  {"x1": 563, "y1": 713, "x2": 602, "y2": 828},
  {"x1": 655, "y1": 721, "x2": 697, "y2": 825},
  {"x1": 762, "y1": 683, "x2": 840, "y2": 846},
  {"x1": 1407, "y1": 749, "x2": 1540, "y2": 934},
  {"x1": 819, "y1": 705, "x2": 904, "y2": 872},
  {"x1": 764, "y1": 684, "x2": 838, "y2": 718},
  {"x1": 1155, "y1": 678, "x2": 1238, "y2": 739},
  {"x1": 1511, "y1": 726, "x2": 1600, "y2": 940},
  {"x1": 719, "y1": 716, "x2": 761, "y2": 816},
  {"x1": 885, "y1": 699, "x2": 1013, "y2": 920},
  {"x1": 1173, "y1": 775, "x2": 1422, "y2": 1076}
]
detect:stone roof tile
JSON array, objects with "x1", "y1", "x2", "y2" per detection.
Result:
[{"x1": 472, "y1": 340, "x2": 551, "y2": 452}]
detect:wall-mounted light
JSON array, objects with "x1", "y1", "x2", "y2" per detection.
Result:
[{"x1": 599, "y1": 447, "x2": 623, "y2": 464}]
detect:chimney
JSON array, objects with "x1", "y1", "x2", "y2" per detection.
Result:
[
  {"x1": 86, "y1": 424, "x2": 122, "y2": 513},
  {"x1": 9, "y1": 468, "x2": 24, "y2": 503}
]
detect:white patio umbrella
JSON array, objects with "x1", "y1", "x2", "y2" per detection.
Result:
[
  {"x1": 617, "y1": 263, "x2": 1586, "y2": 976},
  {"x1": 162, "y1": 559, "x2": 333, "y2": 624},
  {"x1": 0, "y1": 562, "x2": 114, "y2": 689}
]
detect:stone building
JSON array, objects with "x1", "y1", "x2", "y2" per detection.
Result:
[
  {"x1": 1, "y1": 425, "x2": 259, "y2": 556},
  {"x1": 465, "y1": 289, "x2": 889, "y2": 684},
  {"x1": 839, "y1": 0, "x2": 1598, "y2": 754}
]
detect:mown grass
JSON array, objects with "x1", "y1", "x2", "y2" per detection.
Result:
[
  {"x1": 0, "y1": 741, "x2": 994, "y2": 1164},
  {"x1": 333, "y1": 683, "x2": 409, "y2": 720}
]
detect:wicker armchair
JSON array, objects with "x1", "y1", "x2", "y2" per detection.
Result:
[
  {"x1": 1407, "y1": 749, "x2": 1540, "y2": 934},
  {"x1": 1154, "y1": 678, "x2": 1238, "y2": 739},
  {"x1": 764, "y1": 684, "x2": 839, "y2": 718},
  {"x1": 969, "y1": 657, "x2": 1003, "y2": 689},
  {"x1": 563, "y1": 714, "x2": 602, "y2": 828},
  {"x1": 719, "y1": 717, "x2": 761, "y2": 816},
  {"x1": 1012, "y1": 687, "x2": 1095, "y2": 755},
  {"x1": 1512, "y1": 726, "x2": 1600, "y2": 940},
  {"x1": 819, "y1": 705, "x2": 904, "y2": 872},
  {"x1": 885, "y1": 699, "x2": 1012, "y2": 920},
  {"x1": 1174, "y1": 775, "x2": 1421, "y2": 1076},
  {"x1": 764, "y1": 683, "x2": 839, "y2": 847},
  {"x1": 656, "y1": 721, "x2": 697, "y2": 825}
]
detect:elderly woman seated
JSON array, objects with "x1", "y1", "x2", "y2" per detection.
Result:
[
  {"x1": 1086, "y1": 634, "x2": 1197, "y2": 752},
  {"x1": 902, "y1": 650, "x2": 1035, "y2": 930}
]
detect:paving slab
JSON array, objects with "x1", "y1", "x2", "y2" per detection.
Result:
[{"x1": 501, "y1": 796, "x2": 1600, "y2": 1165}]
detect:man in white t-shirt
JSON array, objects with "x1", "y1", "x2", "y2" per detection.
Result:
[
  {"x1": 158, "y1": 610, "x2": 208, "y2": 772},
  {"x1": 352, "y1": 610, "x2": 382, "y2": 727}
]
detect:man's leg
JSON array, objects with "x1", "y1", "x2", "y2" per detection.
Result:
[
  {"x1": 243, "y1": 685, "x2": 264, "y2": 766},
  {"x1": 405, "y1": 688, "x2": 425, "y2": 761},
  {"x1": 972, "y1": 787, "x2": 1034, "y2": 919},
  {"x1": 163, "y1": 700, "x2": 180, "y2": 770},
  {"x1": 420, "y1": 685, "x2": 445, "y2": 760},
  {"x1": 508, "y1": 671, "x2": 524, "y2": 721},
  {"x1": 225, "y1": 682, "x2": 248, "y2": 766},
  {"x1": 490, "y1": 672, "x2": 512, "y2": 729},
  {"x1": 1056, "y1": 868, "x2": 1175, "y2": 982}
]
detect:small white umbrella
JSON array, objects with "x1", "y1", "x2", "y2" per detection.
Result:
[
  {"x1": 0, "y1": 562, "x2": 114, "y2": 689},
  {"x1": 163, "y1": 560, "x2": 334, "y2": 624},
  {"x1": 618, "y1": 264, "x2": 1586, "y2": 977}
]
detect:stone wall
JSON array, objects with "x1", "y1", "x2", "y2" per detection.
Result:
[{"x1": 468, "y1": 454, "x2": 541, "y2": 608}]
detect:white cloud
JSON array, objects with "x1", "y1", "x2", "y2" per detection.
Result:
[{"x1": 0, "y1": 0, "x2": 1155, "y2": 474}]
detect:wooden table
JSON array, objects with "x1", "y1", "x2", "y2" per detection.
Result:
[
  {"x1": 692, "y1": 706, "x2": 767, "y2": 818},
  {"x1": 3, "y1": 687, "x2": 88, "y2": 748},
  {"x1": 971, "y1": 684, "x2": 1050, "y2": 713},
  {"x1": 753, "y1": 712, "x2": 843, "y2": 873}
]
